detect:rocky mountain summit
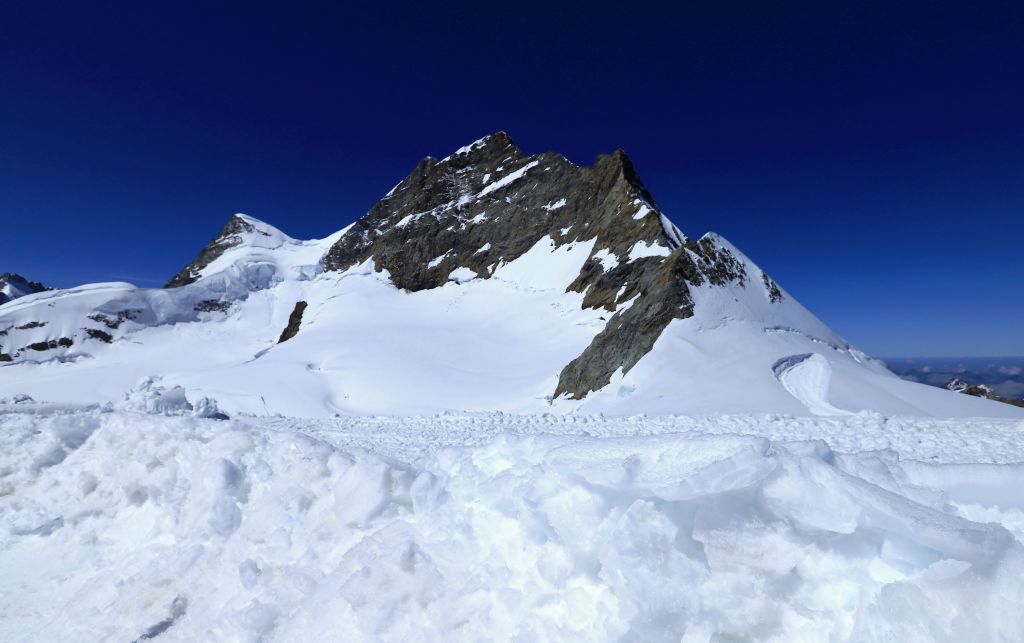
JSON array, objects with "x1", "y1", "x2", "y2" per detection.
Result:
[
  {"x1": 0, "y1": 273, "x2": 48, "y2": 305},
  {"x1": 321, "y1": 132, "x2": 779, "y2": 398}
]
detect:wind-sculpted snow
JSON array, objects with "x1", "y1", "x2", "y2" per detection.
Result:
[
  {"x1": 774, "y1": 353, "x2": 853, "y2": 416},
  {"x1": 2, "y1": 402, "x2": 1024, "y2": 641}
]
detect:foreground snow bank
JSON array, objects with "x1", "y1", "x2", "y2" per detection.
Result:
[{"x1": 2, "y1": 406, "x2": 1023, "y2": 641}]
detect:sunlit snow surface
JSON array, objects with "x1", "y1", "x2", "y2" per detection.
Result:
[{"x1": 2, "y1": 395, "x2": 1024, "y2": 641}]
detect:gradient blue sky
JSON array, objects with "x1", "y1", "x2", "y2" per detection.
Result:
[{"x1": 2, "y1": 1, "x2": 1021, "y2": 356}]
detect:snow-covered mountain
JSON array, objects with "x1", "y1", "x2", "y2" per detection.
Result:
[
  {"x1": 0, "y1": 133, "x2": 1019, "y2": 418},
  {"x1": 0, "y1": 272, "x2": 48, "y2": 305}
]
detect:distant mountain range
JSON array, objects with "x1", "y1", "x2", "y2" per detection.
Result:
[
  {"x1": 1, "y1": 133, "x2": 1021, "y2": 418},
  {"x1": 886, "y1": 357, "x2": 1024, "y2": 407}
]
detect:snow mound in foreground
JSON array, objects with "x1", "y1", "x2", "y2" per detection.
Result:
[{"x1": 2, "y1": 407, "x2": 1023, "y2": 641}]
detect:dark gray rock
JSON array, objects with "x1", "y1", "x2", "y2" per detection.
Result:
[
  {"x1": 85, "y1": 328, "x2": 113, "y2": 343},
  {"x1": 762, "y1": 272, "x2": 784, "y2": 303},
  {"x1": 324, "y1": 134, "x2": 673, "y2": 294},
  {"x1": 25, "y1": 337, "x2": 73, "y2": 351},
  {"x1": 278, "y1": 301, "x2": 307, "y2": 343}
]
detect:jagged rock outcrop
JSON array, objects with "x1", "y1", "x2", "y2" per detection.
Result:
[
  {"x1": 165, "y1": 215, "x2": 270, "y2": 288},
  {"x1": 0, "y1": 273, "x2": 49, "y2": 305},
  {"x1": 278, "y1": 301, "x2": 307, "y2": 343},
  {"x1": 324, "y1": 133, "x2": 675, "y2": 292},
  {"x1": 323, "y1": 132, "x2": 776, "y2": 399}
]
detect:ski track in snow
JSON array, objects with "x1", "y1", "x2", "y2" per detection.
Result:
[
  {"x1": 258, "y1": 410, "x2": 1024, "y2": 465},
  {"x1": 3, "y1": 399, "x2": 1024, "y2": 641}
]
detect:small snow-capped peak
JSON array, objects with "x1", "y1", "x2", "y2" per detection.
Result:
[
  {"x1": 231, "y1": 212, "x2": 280, "y2": 234},
  {"x1": 0, "y1": 273, "x2": 49, "y2": 305},
  {"x1": 164, "y1": 213, "x2": 291, "y2": 288}
]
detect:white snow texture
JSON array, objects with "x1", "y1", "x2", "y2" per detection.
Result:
[{"x1": 2, "y1": 402, "x2": 1024, "y2": 641}]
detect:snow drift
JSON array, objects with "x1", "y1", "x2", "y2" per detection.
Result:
[{"x1": 2, "y1": 400, "x2": 1024, "y2": 641}]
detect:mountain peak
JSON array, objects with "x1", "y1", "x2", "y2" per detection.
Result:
[
  {"x1": 324, "y1": 133, "x2": 674, "y2": 288},
  {"x1": 164, "y1": 213, "x2": 287, "y2": 288},
  {"x1": 322, "y1": 134, "x2": 764, "y2": 398},
  {"x1": 447, "y1": 131, "x2": 518, "y2": 159},
  {"x1": 435, "y1": 132, "x2": 525, "y2": 173},
  {"x1": 0, "y1": 273, "x2": 49, "y2": 305},
  {"x1": 593, "y1": 148, "x2": 657, "y2": 209}
]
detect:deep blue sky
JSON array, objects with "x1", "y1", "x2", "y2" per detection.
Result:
[{"x1": 2, "y1": 1, "x2": 1022, "y2": 356}]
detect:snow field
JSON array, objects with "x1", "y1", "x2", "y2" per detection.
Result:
[{"x1": 2, "y1": 402, "x2": 1024, "y2": 641}]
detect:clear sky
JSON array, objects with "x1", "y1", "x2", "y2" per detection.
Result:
[{"x1": 2, "y1": 1, "x2": 1021, "y2": 356}]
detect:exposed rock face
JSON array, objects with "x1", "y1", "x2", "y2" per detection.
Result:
[
  {"x1": 554, "y1": 240, "x2": 748, "y2": 399},
  {"x1": 165, "y1": 216, "x2": 268, "y2": 288},
  {"x1": 85, "y1": 328, "x2": 113, "y2": 344},
  {"x1": 26, "y1": 337, "x2": 73, "y2": 352},
  {"x1": 88, "y1": 310, "x2": 140, "y2": 329},
  {"x1": 762, "y1": 273, "x2": 784, "y2": 303},
  {"x1": 324, "y1": 133, "x2": 674, "y2": 291},
  {"x1": 194, "y1": 300, "x2": 232, "y2": 314},
  {"x1": 278, "y1": 301, "x2": 308, "y2": 343},
  {"x1": 0, "y1": 273, "x2": 49, "y2": 305},
  {"x1": 323, "y1": 132, "x2": 776, "y2": 399}
]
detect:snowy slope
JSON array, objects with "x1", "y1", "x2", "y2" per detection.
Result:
[
  {"x1": 0, "y1": 211, "x2": 1018, "y2": 418},
  {"x1": 0, "y1": 134, "x2": 1020, "y2": 419},
  {"x1": 3, "y1": 401, "x2": 1024, "y2": 641}
]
